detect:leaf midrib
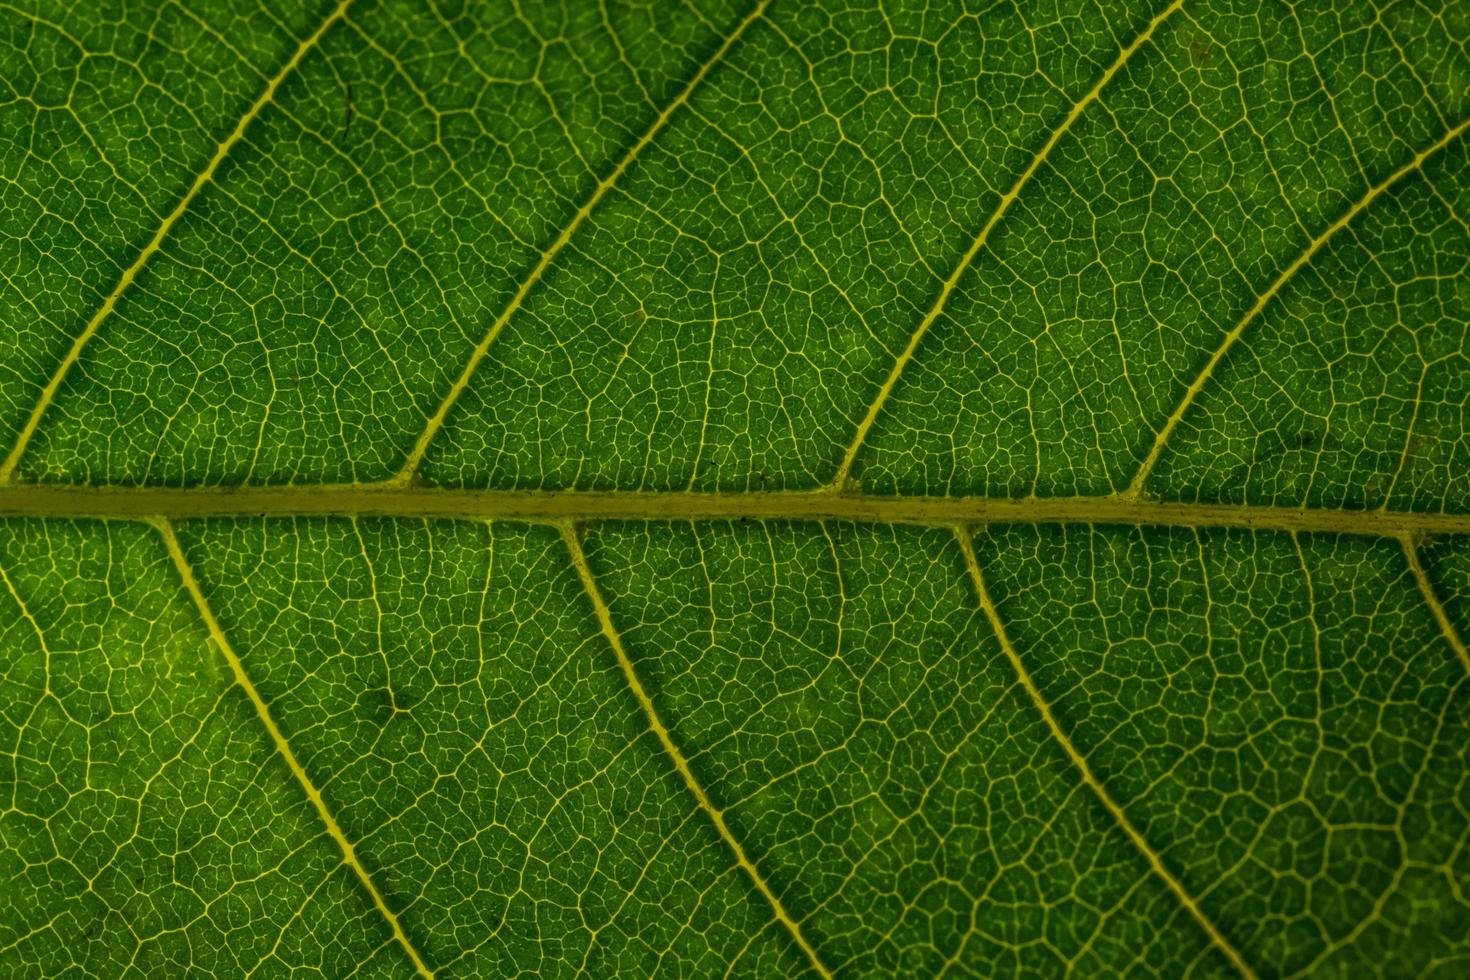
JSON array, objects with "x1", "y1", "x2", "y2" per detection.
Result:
[{"x1": 3, "y1": 485, "x2": 1466, "y2": 537}]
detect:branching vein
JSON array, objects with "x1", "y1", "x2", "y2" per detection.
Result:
[
  {"x1": 1401, "y1": 534, "x2": 1470, "y2": 676},
  {"x1": 390, "y1": 0, "x2": 772, "y2": 485},
  {"x1": 1126, "y1": 116, "x2": 1470, "y2": 495},
  {"x1": 559, "y1": 521, "x2": 834, "y2": 979},
  {"x1": 0, "y1": 0, "x2": 357, "y2": 485},
  {"x1": 828, "y1": 0, "x2": 1185, "y2": 489},
  {"x1": 153, "y1": 517, "x2": 435, "y2": 980},
  {"x1": 952, "y1": 526, "x2": 1257, "y2": 980}
]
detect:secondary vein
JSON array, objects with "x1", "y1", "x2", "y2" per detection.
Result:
[
  {"x1": 1401, "y1": 534, "x2": 1470, "y2": 676},
  {"x1": 827, "y1": 0, "x2": 1185, "y2": 490},
  {"x1": 0, "y1": 0, "x2": 356, "y2": 484},
  {"x1": 953, "y1": 526, "x2": 1258, "y2": 979},
  {"x1": 1126, "y1": 116, "x2": 1470, "y2": 496},
  {"x1": 559, "y1": 521, "x2": 834, "y2": 979},
  {"x1": 153, "y1": 517, "x2": 436, "y2": 979},
  {"x1": 389, "y1": 0, "x2": 773, "y2": 486}
]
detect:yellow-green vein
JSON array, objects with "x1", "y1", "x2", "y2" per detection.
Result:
[
  {"x1": 152, "y1": 518, "x2": 436, "y2": 980},
  {"x1": 1401, "y1": 534, "x2": 1470, "y2": 676},
  {"x1": 390, "y1": 0, "x2": 772, "y2": 485},
  {"x1": 953, "y1": 525, "x2": 1258, "y2": 980},
  {"x1": 1126, "y1": 116, "x2": 1470, "y2": 495},
  {"x1": 827, "y1": 0, "x2": 1185, "y2": 489},
  {"x1": 0, "y1": 0, "x2": 356, "y2": 485},
  {"x1": 558, "y1": 520, "x2": 834, "y2": 979},
  {"x1": 5, "y1": 484, "x2": 1470, "y2": 539}
]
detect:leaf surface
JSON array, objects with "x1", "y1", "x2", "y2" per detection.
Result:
[{"x1": 1, "y1": 0, "x2": 1468, "y2": 976}]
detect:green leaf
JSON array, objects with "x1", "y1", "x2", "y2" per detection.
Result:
[{"x1": 1, "y1": 0, "x2": 1467, "y2": 976}]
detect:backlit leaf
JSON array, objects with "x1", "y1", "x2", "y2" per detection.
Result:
[{"x1": 1, "y1": 0, "x2": 1467, "y2": 976}]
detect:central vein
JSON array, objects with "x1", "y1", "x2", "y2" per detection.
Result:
[{"x1": 1, "y1": 485, "x2": 1466, "y2": 538}]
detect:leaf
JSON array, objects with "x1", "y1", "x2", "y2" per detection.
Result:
[{"x1": 0, "y1": 0, "x2": 1467, "y2": 976}]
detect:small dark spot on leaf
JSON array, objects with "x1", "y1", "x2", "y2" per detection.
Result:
[
  {"x1": 1285, "y1": 428, "x2": 1318, "y2": 451},
  {"x1": 1405, "y1": 432, "x2": 1437, "y2": 459}
]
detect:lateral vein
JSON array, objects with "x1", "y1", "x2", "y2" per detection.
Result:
[
  {"x1": 953, "y1": 527, "x2": 1257, "y2": 980},
  {"x1": 0, "y1": 0, "x2": 356, "y2": 484},
  {"x1": 1126, "y1": 116, "x2": 1470, "y2": 495},
  {"x1": 828, "y1": 0, "x2": 1185, "y2": 488},
  {"x1": 559, "y1": 521, "x2": 834, "y2": 979},
  {"x1": 153, "y1": 518, "x2": 435, "y2": 979},
  {"x1": 390, "y1": 0, "x2": 772, "y2": 485},
  {"x1": 1401, "y1": 534, "x2": 1470, "y2": 676}
]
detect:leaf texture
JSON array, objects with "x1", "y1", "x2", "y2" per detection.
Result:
[{"x1": 1, "y1": 0, "x2": 1468, "y2": 977}]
